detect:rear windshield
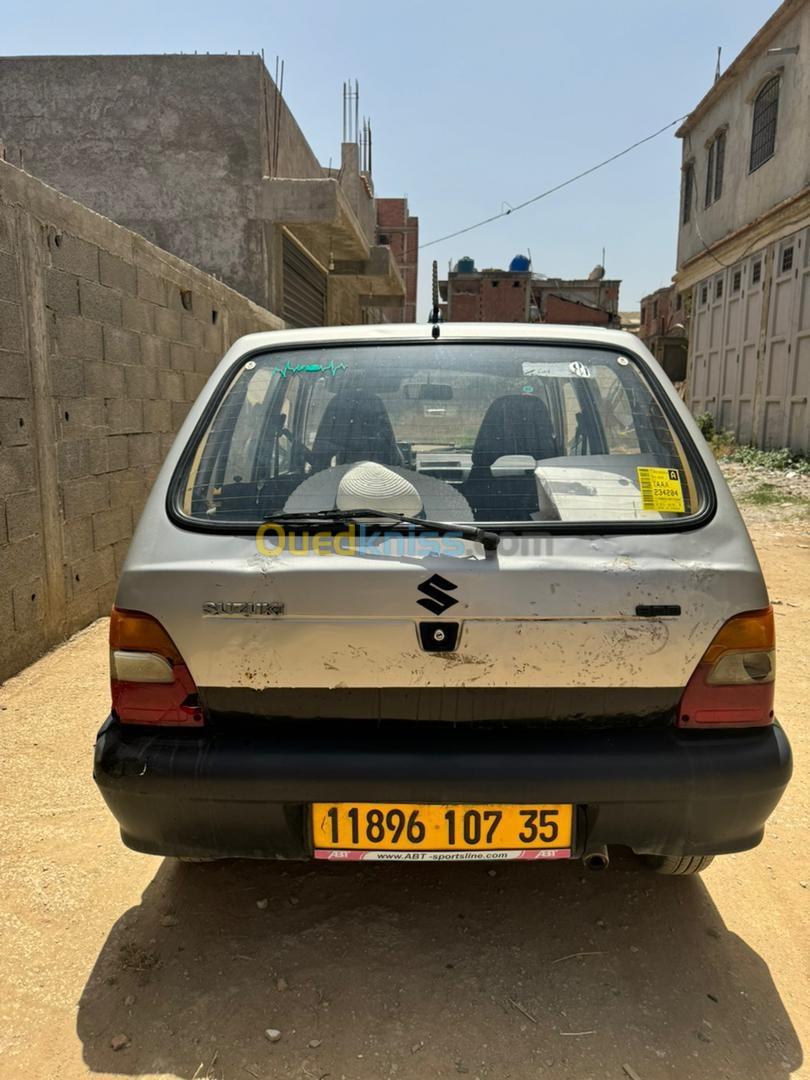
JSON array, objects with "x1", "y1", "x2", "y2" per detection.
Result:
[{"x1": 173, "y1": 343, "x2": 706, "y2": 527}]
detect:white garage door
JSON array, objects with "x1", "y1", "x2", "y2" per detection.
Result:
[{"x1": 688, "y1": 225, "x2": 809, "y2": 454}]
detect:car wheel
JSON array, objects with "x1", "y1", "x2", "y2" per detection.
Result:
[{"x1": 644, "y1": 854, "x2": 715, "y2": 875}]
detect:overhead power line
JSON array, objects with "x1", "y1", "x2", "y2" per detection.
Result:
[{"x1": 418, "y1": 114, "x2": 690, "y2": 250}]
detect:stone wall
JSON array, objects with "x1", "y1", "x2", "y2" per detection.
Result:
[{"x1": 0, "y1": 159, "x2": 284, "y2": 680}]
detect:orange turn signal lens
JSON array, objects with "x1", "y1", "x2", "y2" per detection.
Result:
[
  {"x1": 702, "y1": 607, "x2": 774, "y2": 666},
  {"x1": 110, "y1": 607, "x2": 184, "y2": 664}
]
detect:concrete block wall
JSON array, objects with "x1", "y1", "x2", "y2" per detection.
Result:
[{"x1": 0, "y1": 159, "x2": 284, "y2": 681}]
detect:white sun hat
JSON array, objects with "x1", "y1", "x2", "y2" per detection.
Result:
[
  {"x1": 284, "y1": 462, "x2": 474, "y2": 521},
  {"x1": 336, "y1": 462, "x2": 424, "y2": 517}
]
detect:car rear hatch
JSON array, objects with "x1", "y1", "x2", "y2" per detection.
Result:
[
  {"x1": 116, "y1": 518, "x2": 767, "y2": 724},
  {"x1": 114, "y1": 332, "x2": 769, "y2": 726}
]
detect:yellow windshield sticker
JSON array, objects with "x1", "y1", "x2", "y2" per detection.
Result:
[{"x1": 637, "y1": 467, "x2": 685, "y2": 513}]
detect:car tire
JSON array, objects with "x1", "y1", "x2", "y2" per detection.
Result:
[{"x1": 644, "y1": 854, "x2": 715, "y2": 875}]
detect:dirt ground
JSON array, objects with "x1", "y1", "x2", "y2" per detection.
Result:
[
  {"x1": 720, "y1": 462, "x2": 810, "y2": 526},
  {"x1": 0, "y1": 516, "x2": 807, "y2": 1080}
]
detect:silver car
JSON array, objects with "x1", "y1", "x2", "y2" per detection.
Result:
[{"x1": 94, "y1": 324, "x2": 792, "y2": 873}]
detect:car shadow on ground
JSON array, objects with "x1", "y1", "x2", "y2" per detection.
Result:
[{"x1": 77, "y1": 851, "x2": 802, "y2": 1080}]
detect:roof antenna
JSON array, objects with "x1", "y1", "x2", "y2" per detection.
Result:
[
  {"x1": 714, "y1": 46, "x2": 722, "y2": 82},
  {"x1": 429, "y1": 260, "x2": 441, "y2": 339}
]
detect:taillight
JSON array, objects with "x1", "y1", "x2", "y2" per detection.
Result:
[
  {"x1": 678, "y1": 607, "x2": 775, "y2": 728},
  {"x1": 109, "y1": 607, "x2": 203, "y2": 726}
]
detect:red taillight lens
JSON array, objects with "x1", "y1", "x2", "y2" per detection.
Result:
[
  {"x1": 109, "y1": 607, "x2": 203, "y2": 726},
  {"x1": 678, "y1": 607, "x2": 775, "y2": 728}
]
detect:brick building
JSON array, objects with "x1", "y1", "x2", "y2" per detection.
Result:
[
  {"x1": 639, "y1": 285, "x2": 688, "y2": 381},
  {"x1": 376, "y1": 198, "x2": 418, "y2": 322},
  {"x1": 438, "y1": 260, "x2": 621, "y2": 326},
  {"x1": 540, "y1": 281, "x2": 621, "y2": 326}
]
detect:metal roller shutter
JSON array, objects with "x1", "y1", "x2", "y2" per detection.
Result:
[{"x1": 282, "y1": 235, "x2": 327, "y2": 328}]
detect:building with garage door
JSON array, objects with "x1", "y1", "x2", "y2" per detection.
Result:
[
  {"x1": 674, "y1": 0, "x2": 810, "y2": 453},
  {"x1": 0, "y1": 55, "x2": 412, "y2": 327}
]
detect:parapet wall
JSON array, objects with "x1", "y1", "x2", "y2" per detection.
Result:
[{"x1": 0, "y1": 159, "x2": 284, "y2": 680}]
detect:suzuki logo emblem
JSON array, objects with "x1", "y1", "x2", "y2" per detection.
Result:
[{"x1": 416, "y1": 574, "x2": 459, "y2": 616}]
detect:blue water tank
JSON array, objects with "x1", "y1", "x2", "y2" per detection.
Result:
[
  {"x1": 509, "y1": 254, "x2": 531, "y2": 272},
  {"x1": 456, "y1": 256, "x2": 476, "y2": 273}
]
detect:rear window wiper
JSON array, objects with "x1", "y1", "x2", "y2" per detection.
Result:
[{"x1": 265, "y1": 508, "x2": 500, "y2": 551}]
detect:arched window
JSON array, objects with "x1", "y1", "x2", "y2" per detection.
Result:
[{"x1": 750, "y1": 76, "x2": 780, "y2": 171}]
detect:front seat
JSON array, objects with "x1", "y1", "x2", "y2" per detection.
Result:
[
  {"x1": 310, "y1": 389, "x2": 403, "y2": 473},
  {"x1": 463, "y1": 394, "x2": 558, "y2": 520}
]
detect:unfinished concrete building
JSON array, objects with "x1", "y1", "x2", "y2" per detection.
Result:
[{"x1": 0, "y1": 54, "x2": 413, "y2": 326}]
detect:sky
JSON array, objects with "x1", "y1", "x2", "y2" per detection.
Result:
[{"x1": 4, "y1": 0, "x2": 781, "y2": 319}]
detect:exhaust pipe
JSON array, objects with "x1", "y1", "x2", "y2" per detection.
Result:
[{"x1": 582, "y1": 844, "x2": 609, "y2": 871}]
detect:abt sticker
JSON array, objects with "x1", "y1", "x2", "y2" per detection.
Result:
[{"x1": 636, "y1": 467, "x2": 685, "y2": 513}]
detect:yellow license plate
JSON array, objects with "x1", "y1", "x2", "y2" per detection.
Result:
[{"x1": 312, "y1": 803, "x2": 573, "y2": 862}]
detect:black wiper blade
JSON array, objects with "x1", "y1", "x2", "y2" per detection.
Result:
[{"x1": 266, "y1": 508, "x2": 500, "y2": 550}]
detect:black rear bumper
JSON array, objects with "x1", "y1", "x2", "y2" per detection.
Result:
[{"x1": 93, "y1": 717, "x2": 792, "y2": 861}]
